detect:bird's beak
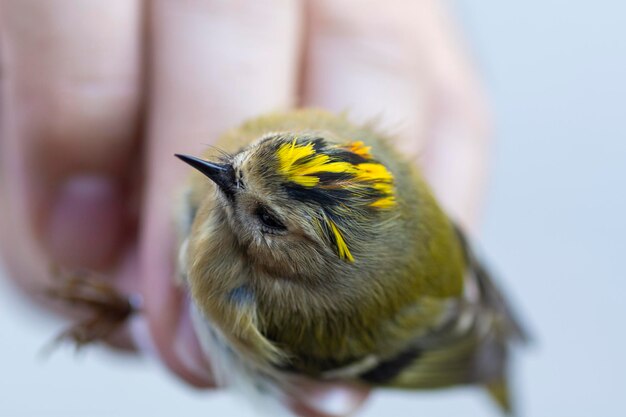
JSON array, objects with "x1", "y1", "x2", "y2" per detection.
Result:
[{"x1": 175, "y1": 154, "x2": 234, "y2": 199}]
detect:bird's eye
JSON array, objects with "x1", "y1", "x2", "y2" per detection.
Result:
[{"x1": 255, "y1": 205, "x2": 287, "y2": 233}]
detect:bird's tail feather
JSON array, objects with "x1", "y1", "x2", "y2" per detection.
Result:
[{"x1": 486, "y1": 376, "x2": 514, "y2": 415}]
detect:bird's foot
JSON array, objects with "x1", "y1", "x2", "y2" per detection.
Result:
[{"x1": 45, "y1": 266, "x2": 140, "y2": 350}]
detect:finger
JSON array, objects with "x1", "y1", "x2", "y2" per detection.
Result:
[
  {"x1": 141, "y1": 0, "x2": 302, "y2": 386},
  {"x1": 301, "y1": 0, "x2": 490, "y2": 230},
  {"x1": 0, "y1": 0, "x2": 143, "y2": 272},
  {"x1": 302, "y1": 0, "x2": 431, "y2": 157},
  {"x1": 1, "y1": 5, "x2": 4, "y2": 144},
  {"x1": 406, "y1": 1, "x2": 492, "y2": 231}
]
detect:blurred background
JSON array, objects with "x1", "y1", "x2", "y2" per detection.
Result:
[{"x1": 1, "y1": 1, "x2": 625, "y2": 416}]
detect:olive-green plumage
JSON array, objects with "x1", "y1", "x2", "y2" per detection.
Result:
[{"x1": 177, "y1": 109, "x2": 526, "y2": 414}]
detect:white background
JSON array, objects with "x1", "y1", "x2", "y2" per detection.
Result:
[{"x1": 2, "y1": 1, "x2": 625, "y2": 416}]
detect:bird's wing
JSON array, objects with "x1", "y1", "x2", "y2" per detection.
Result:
[
  {"x1": 453, "y1": 224, "x2": 529, "y2": 344},
  {"x1": 350, "y1": 226, "x2": 528, "y2": 413}
]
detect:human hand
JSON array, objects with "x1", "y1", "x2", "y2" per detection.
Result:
[{"x1": 0, "y1": 1, "x2": 489, "y2": 415}]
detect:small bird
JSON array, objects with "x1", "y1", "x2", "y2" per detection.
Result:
[
  {"x1": 174, "y1": 109, "x2": 527, "y2": 414},
  {"x1": 51, "y1": 109, "x2": 527, "y2": 415}
]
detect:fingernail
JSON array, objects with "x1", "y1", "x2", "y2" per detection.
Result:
[
  {"x1": 44, "y1": 176, "x2": 124, "y2": 268},
  {"x1": 129, "y1": 314, "x2": 161, "y2": 361},
  {"x1": 131, "y1": 312, "x2": 214, "y2": 388},
  {"x1": 306, "y1": 387, "x2": 363, "y2": 416}
]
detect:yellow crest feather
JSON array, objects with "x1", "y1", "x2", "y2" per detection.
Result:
[
  {"x1": 276, "y1": 138, "x2": 397, "y2": 261},
  {"x1": 277, "y1": 139, "x2": 395, "y2": 207},
  {"x1": 344, "y1": 141, "x2": 372, "y2": 159},
  {"x1": 328, "y1": 220, "x2": 354, "y2": 262},
  {"x1": 277, "y1": 140, "x2": 357, "y2": 187}
]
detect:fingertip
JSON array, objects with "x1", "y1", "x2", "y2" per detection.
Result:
[
  {"x1": 1, "y1": 0, "x2": 143, "y2": 271},
  {"x1": 172, "y1": 300, "x2": 215, "y2": 387},
  {"x1": 130, "y1": 311, "x2": 215, "y2": 389},
  {"x1": 286, "y1": 377, "x2": 371, "y2": 417},
  {"x1": 138, "y1": 216, "x2": 215, "y2": 388},
  {"x1": 42, "y1": 175, "x2": 126, "y2": 269},
  {"x1": 306, "y1": 387, "x2": 370, "y2": 417}
]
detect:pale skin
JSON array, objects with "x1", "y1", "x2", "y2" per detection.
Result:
[{"x1": 0, "y1": 1, "x2": 490, "y2": 416}]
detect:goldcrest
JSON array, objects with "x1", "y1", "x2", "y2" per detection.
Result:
[{"x1": 173, "y1": 109, "x2": 527, "y2": 414}]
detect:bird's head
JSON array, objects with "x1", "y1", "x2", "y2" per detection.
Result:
[{"x1": 177, "y1": 132, "x2": 398, "y2": 284}]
